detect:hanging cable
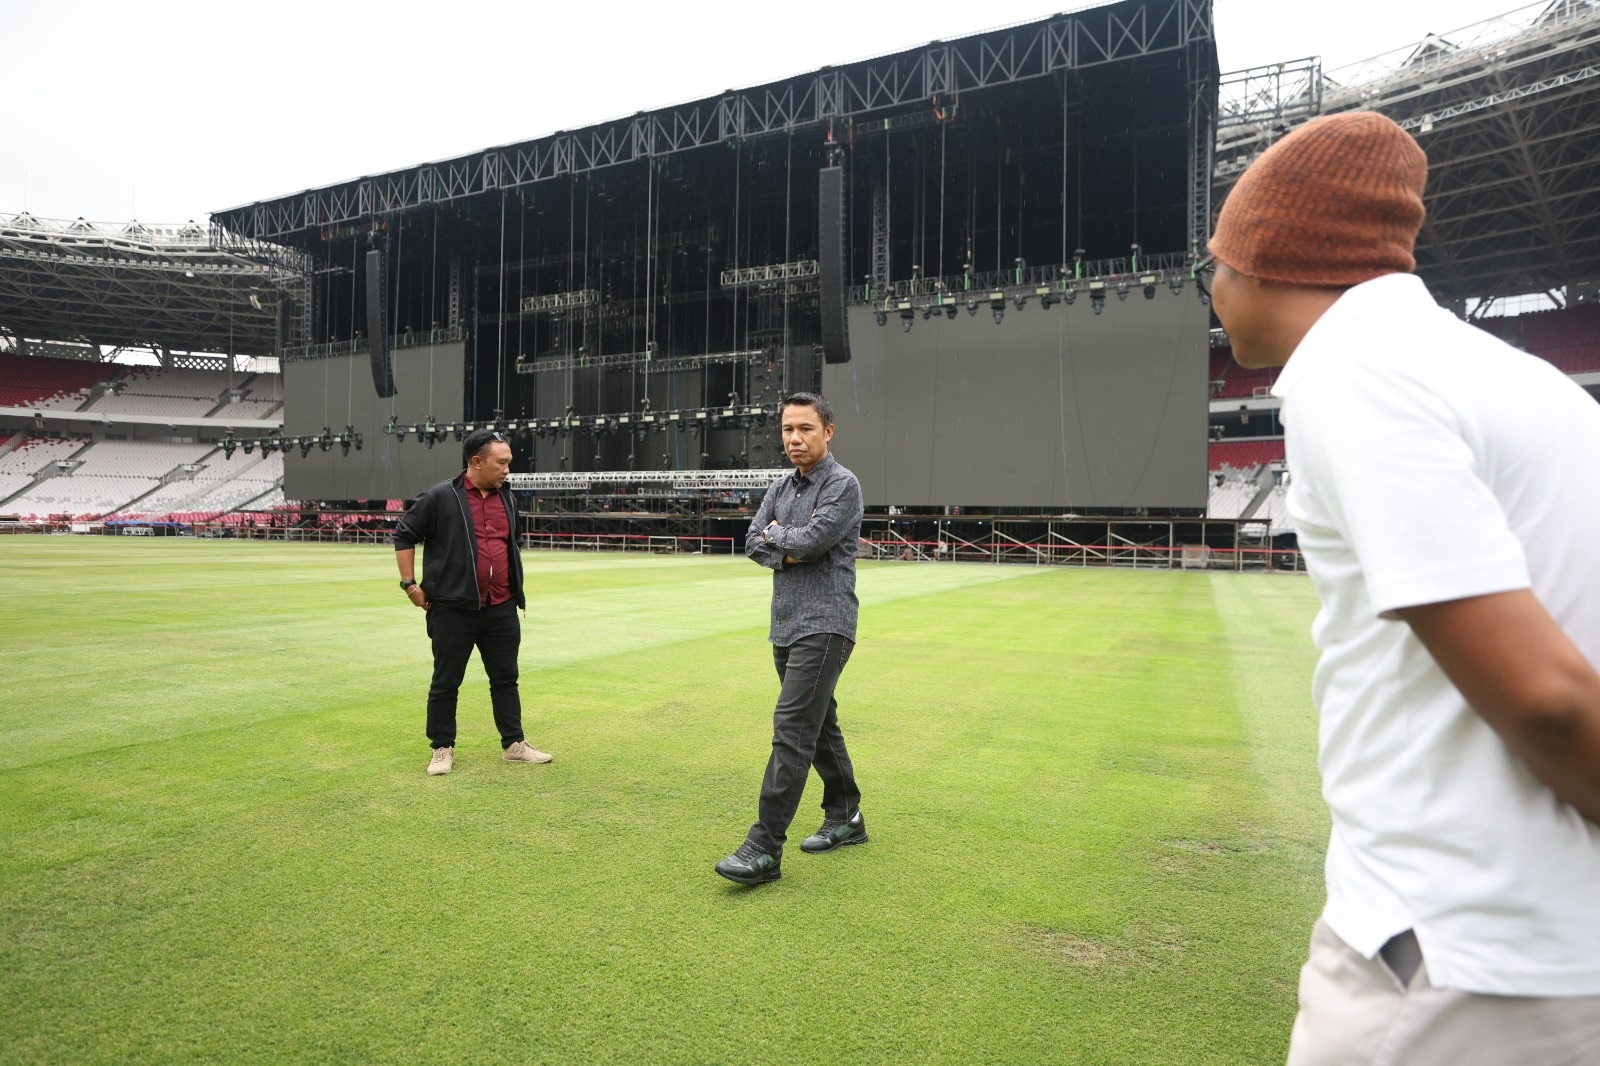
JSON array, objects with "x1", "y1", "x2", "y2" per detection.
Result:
[
  {"x1": 1061, "y1": 71, "x2": 1069, "y2": 271},
  {"x1": 938, "y1": 119, "x2": 947, "y2": 282},
  {"x1": 496, "y1": 189, "x2": 507, "y2": 416},
  {"x1": 390, "y1": 216, "x2": 403, "y2": 420},
  {"x1": 782, "y1": 130, "x2": 792, "y2": 393}
]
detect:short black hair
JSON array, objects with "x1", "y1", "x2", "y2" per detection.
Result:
[
  {"x1": 462, "y1": 427, "x2": 509, "y2": 467},
  {"x1": 780, "y1": 391, "x2": 833, "y2": 427}
]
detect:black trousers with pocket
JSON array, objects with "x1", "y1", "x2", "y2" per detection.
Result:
[
  {"x1": 747, "y1": 631, "x2": 861, "y2": 854},
  {"x1": 425, "y1": 600, "x2": 524, "y2": 750}
]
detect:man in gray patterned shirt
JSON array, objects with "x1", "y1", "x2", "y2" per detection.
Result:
[{"x1": 715, "y1": 392, "x2": 868, "y2": 886}]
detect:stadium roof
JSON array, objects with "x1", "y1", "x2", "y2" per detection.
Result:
[
  {"x1": 1214, "y1": 0, "x2": 1600, "y2": 306},
  {"x1": 0, "y1": 213, "x2": 305, "y2": 356}
]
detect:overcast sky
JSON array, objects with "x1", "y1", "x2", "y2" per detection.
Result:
[{"x1": 0, "y1": 0, "x2": 1535, "y2": 224}]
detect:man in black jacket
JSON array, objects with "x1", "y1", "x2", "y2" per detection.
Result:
[{"x1": 393, "y1": 428, "x2": 553, "y2": 776}]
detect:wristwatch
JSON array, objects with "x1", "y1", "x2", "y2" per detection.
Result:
[{"x1": 400, "y1": 579, "x2": 417, "y2": 590}]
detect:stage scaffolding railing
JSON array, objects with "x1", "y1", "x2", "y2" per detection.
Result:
[
  {"x1": 4, "y1": 508, "x2": 1305, "y2": 572},
  {"x1": 858, "y1": 516, "x2": 1303, "y2": 572}
]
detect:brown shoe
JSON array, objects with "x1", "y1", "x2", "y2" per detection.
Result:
[
  {"x1": 502, "y1": 740, "x2": 553, "y2": 764},
  {"x1": 427, "y1": 747, "x2": 454, "y2": 776}
]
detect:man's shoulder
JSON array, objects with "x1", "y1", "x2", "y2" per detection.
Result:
[{"x1": 820, "y1": 455, "x2": 860, "y2": 487}]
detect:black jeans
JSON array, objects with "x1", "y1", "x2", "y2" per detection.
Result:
[
  {"x1": 425, "y1": 600, "x2": 524, "y2": 750},
  {"x1": 747, "y1": 632, "x2": 861, "y2": 855}
]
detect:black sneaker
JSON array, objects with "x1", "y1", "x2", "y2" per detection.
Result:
[
  {"x1": 714, "y1": 840, "x2": 781, "y2": 885},
  {"x1": 801, "y1": 811, "x2": 868, "y2": 853}
]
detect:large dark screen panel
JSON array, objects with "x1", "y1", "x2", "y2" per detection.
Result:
[
  {"x1": 824, "y1": 295, "x2": 1208, "y2": 508},
  {"x1": 282, "y1": 343, "x2": 465, "y2": 500}
]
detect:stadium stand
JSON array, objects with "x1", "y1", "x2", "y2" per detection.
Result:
[
  {"x1": 1255, "y1": 482, "x2": 1293, "y2": 533},
  {"x1": 78, "y1": 366, "x2": 286, "y2": 420},
  {"x1": 1208, "y1": 438, "x2": 1284, "y2": 476},
  {"x1": 1520, "y1": 305, "x2": 1600, "y2": 375},
  {"x1": 1215, "y1": 361, "x2": 1280, "y2": 398},
  {"x1": 118, "y1": 451, "x2": 283, "y2": 522},
  {"x1": 0, "y1": 436, "x2": 90, "y2": 499},
  {"x1": 85, "y1": 367, "x2": 230, "y2": 418},
  {"x1": 1206, "y1": 438, "x2": 1285, "y2": 520},
  {"x1": 0, "y1": 353, "x2": 110, "y2": 410}
]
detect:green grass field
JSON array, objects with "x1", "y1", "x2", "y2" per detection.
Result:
[{"x1": 0, "y1": 538, "x2": 1327, "y2": 1065}]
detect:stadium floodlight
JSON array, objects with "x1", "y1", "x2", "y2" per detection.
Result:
[{"x1": 1169, "y1": 276, "x2": 1184, "y2": 296}]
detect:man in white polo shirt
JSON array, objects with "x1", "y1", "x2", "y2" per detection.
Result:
[{"x1": 1202, "y1": 110, "x2": 1600, "y2": 1064}]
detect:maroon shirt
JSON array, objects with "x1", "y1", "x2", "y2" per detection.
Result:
[{"x1": 462, "y1": 472, "x2": 511, "y2": 606}]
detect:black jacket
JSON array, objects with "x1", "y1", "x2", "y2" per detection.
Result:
[{"x1": 392, "y1": 473, "x2": 525, "y2": 610}]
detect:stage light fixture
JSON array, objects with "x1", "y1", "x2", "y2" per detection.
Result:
[
  {"x1": 1169, "y1": 277, "x2": 1184, "y2": 295},
  {"x1": 1013, "y1": 293, "x2": 1028, "y2": 310},
  {"x1": 874, "y1": 310, "x2": 887, "y2": 327},
  {"x1": 1116, "y1": 282, "x2": 1130, "y2": 302},
  {"x1": 1141, "y1": 275, "x2": 1157, "y2": 300},
  {"x1": 385, "y1": 415, "x2": 397, "y2": 435},
  {"x1": 298, "y1": 436, "x2": 315, "y2": 459},
  {"x1": 318, "y1": 427, "x2": 334, "y2": 453},
  {"x1": 1063, "y1": 288, "x2": 1077, "y2": 305},
  {"x1": 966, "y1": 297, "x2": 979, "y2": 315},
  {"x1": 944, "y1": 304, "x2": 957, "y2": 319},
  {"x1": 241, "y1": 439, "x2": 255, "y2": 455},
  {"x1": 222, "y1": 433, "x2": 237, "y2": 459},
  {"x1": 396, "y1": 423, "x2": 408, "y2": 442},
  {"x1": 992, "y1": 305, "x2": 1004, "y2": 325},
  {"x1": 1089, "y1": 281, "x2": 1106, "y2": 315},
  {"x1": 900, "y1": 307, "x2": 914, "y2": 333}
]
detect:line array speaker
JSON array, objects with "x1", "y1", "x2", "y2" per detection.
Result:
[
  {"x1": 818, "y1": 165, "x2": 851, "y2": 365},
  {"x1": 274, "y1": 297, "x2": 292, "y2": 358},
  {"x1": 365, "y1": 246, "x2": 397, "y2": 398}
]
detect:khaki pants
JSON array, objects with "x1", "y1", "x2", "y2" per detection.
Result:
[{"x1": 1286, "y1": 920, "x2": 1600, "y2": 1066}]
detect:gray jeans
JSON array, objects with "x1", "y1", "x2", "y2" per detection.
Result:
[{"x1": 747, "y1": 632, "x2": 860, "y2": 854}]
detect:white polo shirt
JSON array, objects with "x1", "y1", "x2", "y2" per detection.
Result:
[{"x1": 1274, "y1": 272, "x2": 1600, "y2": 997}]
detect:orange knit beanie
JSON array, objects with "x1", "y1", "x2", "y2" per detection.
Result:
[{"x1": 1209, "y1": 111, "x2": 1428, "y2": 286}]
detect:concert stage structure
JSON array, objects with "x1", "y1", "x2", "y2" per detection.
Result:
[{"x1": 212, "y1": 0, "x2": 1219, "y2": 510}]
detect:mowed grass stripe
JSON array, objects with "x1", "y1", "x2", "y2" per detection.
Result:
[{"x1": 0, "y1": 539, "x2": 1323, "y2": 1064}]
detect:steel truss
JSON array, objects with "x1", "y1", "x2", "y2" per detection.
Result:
[
  {"x1": 515, "y1": 348, "x2": 766, "y2": 374},
  {"x1": 281, "y1": 324, "x2": 466, "y2": 362},
  {"x1": 720, "y1": 261, "x2": 817, "y2": 288},
  {"x1": 214, "y1": 0, "x2": 1214, "y2": 242},
  {"x1": 519, "y1": 288, "x2": 599, "y2": 313},
  {"x1": 1213, "y1": 1, "x2": 1600, "y2": 302},
  {"x1": 0, "y1": 213, "x2": 307, "y2": 355},
  {"x1": 507, "y1": 469, "x2": 788, "y2": 491},
  {"x1": 850, "y1": 250, "x2": 1194, "y2": 306}
]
